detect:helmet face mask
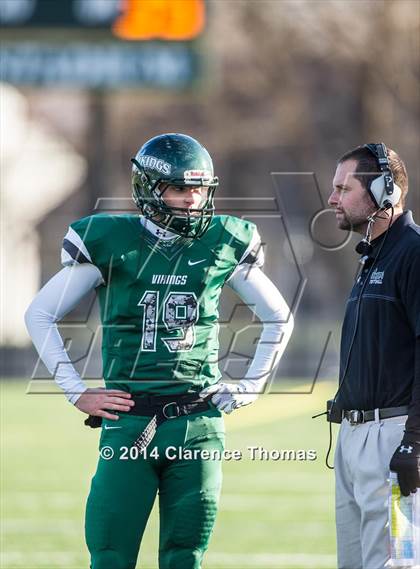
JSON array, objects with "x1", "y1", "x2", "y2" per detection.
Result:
[{"x1": 131, "y1": 134, "x2": 218, "y2": 239}]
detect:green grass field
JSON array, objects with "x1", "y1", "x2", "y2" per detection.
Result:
[{"x1": 1, "y1": 380, "x2": 338, "y2": 569}]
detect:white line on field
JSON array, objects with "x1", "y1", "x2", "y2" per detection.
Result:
[
  {"x1": 1, "y1": 551, "x2": 336, "y2": 568},
  {"x1": 3, "y1": 491, "x2": 76, "y2": 508},
  {"x1": 206, "y1": 552, "x2": 336, "y2": 567},
  {"x1": 0, "y1": 552, "x2": 79, "y2": 564},
  {"x1": 219, "y1": 492, "x2": 331, "y2": 511},
  {"x1": 2, "y1": 519, "x2": 79, "y2": 533}
]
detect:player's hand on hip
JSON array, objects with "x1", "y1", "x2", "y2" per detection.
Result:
[
  {"x1": 390, "y1": 433, "x2": 420, "y2": 496},
  {"x1": 200, "y1": 382, "x2": 259, "y2": 414},
  {"x1": 75, "y1": 388, "x2": 134, "y2": 421}
]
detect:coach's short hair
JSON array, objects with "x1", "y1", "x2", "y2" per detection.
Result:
[{"x1": 338, "y1": 145, "x2": 409, "y2": 207}]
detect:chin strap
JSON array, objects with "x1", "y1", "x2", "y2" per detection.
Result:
[{"x1": 141, "y1": 216, "x2": 178, "y2": 240}]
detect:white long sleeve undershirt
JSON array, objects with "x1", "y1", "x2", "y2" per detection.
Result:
[
  {"x1": 24, "y1": 264, "x2": 104, "y2": 404},
  {"x1": 25, "y1": 262, "x2": 293, "y2": 404},
  {"x1": 226, "y1": 264, "x2": 294, "y2": 391}
]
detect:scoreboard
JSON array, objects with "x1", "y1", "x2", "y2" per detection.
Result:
[{"x1": 0, "y1": 0, "x2": 206, "y2": 87}]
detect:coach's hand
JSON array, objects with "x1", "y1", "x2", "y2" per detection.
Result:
[
  {"x1": 75, "y1": 388, "x2": 134, "y2": 421},
  {"x1": 390, "y1": 432, "x2": 420, "y2": 496},
  {"x1": 200, "y1": 381, "x2": 260, "y2": 414}
]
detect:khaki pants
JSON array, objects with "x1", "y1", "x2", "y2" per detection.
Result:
[{"x1": 334, "y1": 415, "x2": 408, "y2": 569}]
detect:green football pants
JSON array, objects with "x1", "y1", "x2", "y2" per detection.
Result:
[{"x1": 85, "y1": 408, "x2": 225, "y2": 569}]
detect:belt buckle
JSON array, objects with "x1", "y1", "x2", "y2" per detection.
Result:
[
  {"x1": 348, "y1": 410, "x2": 364, "y2": 426},
  {"x1": 162, "y1": 402, "x2": 180, "y2": 419}
]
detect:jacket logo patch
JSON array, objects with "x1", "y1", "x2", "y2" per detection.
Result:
[{"x1": 369, "y1": 269, "x2": 385, "y2": 285}]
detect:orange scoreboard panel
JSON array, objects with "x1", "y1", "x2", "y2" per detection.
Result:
[{"x1": 113, "y1": 0, "x2": 205, "y2": 41}]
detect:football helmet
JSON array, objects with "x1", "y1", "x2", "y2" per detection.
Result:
[{"x1": 131, "y1": 133, "x2": 218, "y2": 239}]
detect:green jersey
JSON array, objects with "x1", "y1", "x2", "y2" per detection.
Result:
[{"x1": 62, "y1": 214, "x2": 261, "y2": 395}]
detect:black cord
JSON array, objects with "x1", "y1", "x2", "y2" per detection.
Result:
[{"x1": 323, "y1": 207, "x2": 395, "y2": 469}]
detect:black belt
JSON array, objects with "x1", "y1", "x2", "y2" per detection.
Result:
[
  {"x1": 327, "y1": 403, "x2": 408, "y2": 425},
  {"x1": 85, "y1": 393, "x2": 212, "y2": 451},
  {"x1": 128, "y1": 393, "x2": 211, "y2": 418}
]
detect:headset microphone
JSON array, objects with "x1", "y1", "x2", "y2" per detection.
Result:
[{"x1": 355, "y1": 240, "x2": 372, "y2": 256}]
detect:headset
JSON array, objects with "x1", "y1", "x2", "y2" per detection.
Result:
[
  {"x1": 364, "y1": 142, "x2": 401, "y2": 210},
  {"x1": 355, "y1": 142, "x2": 401, "y2": 255}
]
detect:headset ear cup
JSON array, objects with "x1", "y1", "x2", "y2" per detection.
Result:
[
  {"x1": 370, "y1": 176, "x2": 401, "y2": 208},
  {"x1": 391, "y1": 183, "x2": 402, "y2": 206},
  {"x1": 368, "y1": 175, "x2": 383, "y2": 208}
]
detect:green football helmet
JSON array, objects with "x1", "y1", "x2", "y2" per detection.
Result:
[{"x1": 131, "y1": 133, "x2": 219, "y2": 239}]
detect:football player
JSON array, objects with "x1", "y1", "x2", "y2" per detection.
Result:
[{"x1": 25, "y1": 133, "x2": 294, "y2": 569}]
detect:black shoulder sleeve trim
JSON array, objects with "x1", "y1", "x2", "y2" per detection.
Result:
[
  {"x1": 62, "y1": 238, "x2": 90, "y2": 265},
  {"x1": 242, "y1": 251, "x2": 259, "y2": 265},
  {"x1": 239, "y1": 240, "x2": 264, "y2": 267}
]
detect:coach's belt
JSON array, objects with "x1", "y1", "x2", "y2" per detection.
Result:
[
  {"x1": 328, "y1": 404, "x2": 408, "y2": 425},
  {"x1": 85, "y1": 393, "x2": 211, "y2": 451}
]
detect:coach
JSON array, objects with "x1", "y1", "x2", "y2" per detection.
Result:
[{"x1": 327, "y1": 143, "x2": 420, "y2": 569}]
